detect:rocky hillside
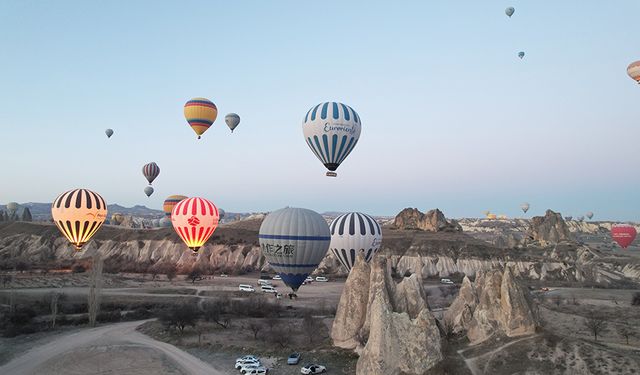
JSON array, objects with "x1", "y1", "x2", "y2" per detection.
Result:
[{"x1": 1, "y1": 211, "x2": 639, "y2": 287}]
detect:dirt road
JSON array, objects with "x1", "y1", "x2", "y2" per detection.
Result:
[{"x1": 0, "y1": 320, "x2": 226, "y2": 375}]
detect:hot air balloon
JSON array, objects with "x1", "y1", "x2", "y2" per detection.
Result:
[
  {"x1": 482, "y1": 210, "x2": 491, "y2": 217},
  {"x1": 144, "y1": 186, "x2": 154, "y2": 197},
  {"x1": 302, "y1": 102, "x2": 362, "y2": 177},
  {"x1": 627, "y1": 61, "x2": 640, "y2": 84},
  {"x1": 6, "y1": 202, "x2": 19, "y2": 216},
  {"x1": 578, "y1": 215, "x2": 585, "y2": 222},
  {"x1": 521, "y1": 203, "x2": 530, "y2": 214},
  {"x1": 111, "y1": 213, "x2": 124, "y2": 225},
  {"x1": 105, "y1": 129, "x2": 114, "y2": 138},
  {"x1": 505, "y1": 7, "x2": 515, "y2": 17},
  {"x1": 51, "y1": 189, "x2": 107, "y2": 251},
  {"x1": 565, "y1": 216, "x2": 573, "y2": 221},
  {"x1": 611, "y1": 224, "x2": 637, "y2": 249},
  {"x1": 259, "y1": 207, "x2": 330, "y2": 294},
  {"x1": 184, "y1": 98, "x2": 218, "y2": 139},
  {"x1": 518, "y1": 51, "x2": 525, "y2": 59},
  {"x1": 329, "y1": 212, "x2": 382, "y2": 271},
  {"x1": 163, "y1": 195, "x2": 188, "y2": 217},
  {"x1": 171, "y1": 197, "x2": 219, "y2": 253},
  {"x1": 218, "y1": 208, "x2": 226, "y2": 220},
  {"x1": 586, "y1": 212, "x2": 594, "y2": 220},
  {"x1": 142, "y1": 162, "x2": 160, "y2": 185},
  {"x1": 225, "y1": 113, "x2": 240, "y2": 133}
]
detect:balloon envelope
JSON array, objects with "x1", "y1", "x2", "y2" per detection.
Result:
[
  {"x1": 6, "y1": 202, "x2": 19, "y2": 213},
  {"x1": 225, "y1": 113, "x2": 240, "y2": 132},
  {"x1": 159, "y1": 217, "x2": 172, "y2": 227},
  {"x1": 586, "y1": 212, "x2": 594, "y2": 220},
  {"x1": 627, "y1": 61, "x2": 640, "y2": 84},
  {"x1": 105, "y1": 129, "x2": 114, "y2": 138},
  {"x1": 520, "y1": 203, "x2": 530, "y2": 213},
  {"x1": 505, "y1": 7, "x2": 515, "y2": 17},
  {"x1": 144, "y1": 186, "x2": 154, "y2": 197},
  {"x1": 171, "y1": 197, "x2": 220, "y2": 253},
  {"x1": 163, "y1": 195, "x2": 188, "y2": 217},
  {"x1": 142, "y1": 162, "x2": 160, "y2": 185},
  {"x1": 259, "y1": 207, "x2": 330, "y2": 292},
  {"x1": 518, "y1": 52, "x2": 525, "y2": 59},
  {"x1": 302, "y1": 102, "x2": 362, "y2": 176},
  {"x1": 611, "y1": 224, "x2": 637, "y2": 249},
  {"x1": 184, "y1": 98, "x2": 218, "y2": 139},
  {"x1": 329, "y1": 212, "x2": 382, "y2": 271},
  {"x1": 51, "y1": 189, "x2": 107, "y2": 251}
]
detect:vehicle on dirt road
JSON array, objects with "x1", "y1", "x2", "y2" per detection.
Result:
[
  {"x1": 301, "y1": 364, "x2": 326, "y2": 374},
  {"x1": 236, "y1": 359, "x2": 260, "y2": 370},
  {"x1": 288, "y1": 352, "x2": 301, "y2": 365},
  {"x1": 239, "y1": 284, "x2": 256, "y2": 292},
  {"x1": 315, "y1": 276, "x2": 328, "y2": 282}
]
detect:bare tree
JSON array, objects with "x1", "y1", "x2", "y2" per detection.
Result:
[
  {"x1": 583, "y1": 313, "x2": 608, "y2": 341},
  {"x1": 270, "y1": 326, "x2": 290, "y2": 348},
  {"x1": 88, "y1": 253, "x2": 103, "y2": 327},
  {"x1": 1, "y1": 274, "x2": 13, "y2": 288},
  {"x1": 202, "y1": 301, "x2": 229, "y2": 329},
  {"x1": 570, "y1": 295, "x2": 579, "y2": 305},
  {"x1": 165, "y1": 265, "x2": 177, "y2": 283},
  {"x1": 158, "y1": 303, "x2": 199, "y2": 334},
  {"x1": 265, "y1": 316, "x2": 279, "y2": 332},
  {"x1": 50, "y1": 292, "x2": 61, "y2": 329},
  {"x1": 186, "y1": 267, "x2": 204, "y2": 284},
  {"x1": 301, "y1": 313, "x2": 322, "y2": 344},
  {"x1": 247, "y1": 321, "x2": 263, "y2": 340},
  {"x1": 551, "y1": 294, "x2": 562, "y2": 307},
  {"x1": 617, "y1": 326, "x2": 636, "y2": 345}
]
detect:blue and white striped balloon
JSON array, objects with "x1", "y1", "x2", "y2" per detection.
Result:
[
  {"x1": 329, "y1": 212, "x2": 382, "y2": 271},
  {"x1": 259, "y1": 207, "x2": 331, "y2": 292},
  {"x1": 302, "y1": 102, "x2": 361, "y2": 177}
]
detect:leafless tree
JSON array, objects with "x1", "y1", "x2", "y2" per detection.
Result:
[
  {"x1": 50, "y1": 292, "x2": 61, "y2": 328},
  {"x1": 186, "y1": 268, "x2": 204, "y2": 284},
  {"x1": 302, "y1": 313, "x2": 322, "y2": 344},
  {"x1": 270, "y1": 326, "x2": 290, "y2": 348},
  {"x1": 88, "y1": 253, "x2": 103, "y2": 327},
  {"x1": 247, "y1": 321, "x2": 263, "y2": 340},
  {"x1": 583, "y1": 312, "x2": 608, "y2": 341},
  {"x1": 570, "y1": 295, "x2": 579, "y2": 305},
  {"x1": 617, "y1": 326, "x2": 636, "y2": 345},
  {"x1": 202, "y1": 301, "x2": 229, "y2": 329},
  {"x1": 1, "y1": 274, "x2": 13, "y2": 288},
  {"x1": 551, "y1": 294, "x2": 562, "y2": 307}
]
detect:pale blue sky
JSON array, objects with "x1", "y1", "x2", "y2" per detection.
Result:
[{"x1": 0, "y1": 1, "x2": 639, "y2": 220}]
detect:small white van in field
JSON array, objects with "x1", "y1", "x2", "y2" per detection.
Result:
[
  {"x1": 440, "y1": 278, "x2": 454, "y2": 285},
  {"x1": 261, "y1": 285, "x2": 277, "y2": 293},
  {"x1": 315, "y1": 276, "x2": 328, "y2": 282},
  {"x1": 239, "y1": 284, "x2": 255, "y2": 292}
]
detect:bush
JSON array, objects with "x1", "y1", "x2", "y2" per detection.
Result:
[
  {"x1": 71, "y1": 264, "x2": 86, "y2": 273},
  {"x1": 632, "y1": 292, "x2": 640, "y2": 306}
]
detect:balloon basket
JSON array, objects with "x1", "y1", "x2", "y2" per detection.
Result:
[{"x1": 326, "y1": 172, "x2": 337, "y2": 177}]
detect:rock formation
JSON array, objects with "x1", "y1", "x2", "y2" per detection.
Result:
[
  {"x1": 393, "y1": 208, "x2": 462, "y2": 232},
  {"x1": 331, "y1": 253, "x2": 443, "y2": 375},
  {"x1": 20, "y1": 207, "x2": 32, "y2": 222},
  {"x1": 446, "y1": 267, "x2": 539, "y2": 344},
  {"x1": 527, "y1": 209, "x2": 573, "y2": 245}
]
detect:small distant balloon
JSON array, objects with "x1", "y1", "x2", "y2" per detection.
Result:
[
  {"x1": 627, "y1": 61, "x2": 640, "y2": 84},
  {"x1": 142, "y1": 162, "x2": 160, "y2": 185},
  {"x1": 586, "y1": 212, "x2": 594, "y2": 220},
  {"x1": 184, "y1": 98, "x2": 218, "y2": 139},
  {"x1": 163, "y1": 195, "x2": 188, "y2": 217},
  {"x1": 105, "y1": 129, "x2": 114, "y2": 138},
  {"x1": 611, "y1": 224, "x2": 637, "y2": 249},
  {"x1": 518, "y1": 51, "x2": 525, "y2": 59},
  {"x1": 218, "y1": 208, "x2": 226, "y2": 220},
  {"x1": 520, "y1": 203, "x2": 530, "y2": 214},
  {"x1": 564, "y1": 216, "x2": 573, "y2": 221},
  {"x1": 505, "y1": 7, "x2": 515, "y2": 17},
  {"x1": 144, "y1": 186, "x2": 154, "y2": 197},
  {"x1": 6, "y1": 202, "x2": 19, "y2": 214},
  {"x1": 225, "y1": 113, "x2": 240, "y2": 133}
]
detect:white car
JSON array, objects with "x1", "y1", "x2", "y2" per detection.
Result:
[
  {"x1": 301, "y1": 364, "x2": 326, "y2": 374},
  {"x1": 239, "y1": 284, "x2": 256, "y2": 292},
  {"x1": 261, "y1": 285, "x2": 277, "y2": 293},
  {"x1": 305, "y1": 276, "x2": 314, "y2": 282},
  {"x1": 258, "y1": 279, "x2": 272, "y2": 286},
  {"x1": 235, "y1": 355, "x2": 258, "y2": 363},
  {"x1": 315, "y1": 276, "x2": 328, "y2": 282},
  {"x1": 220, "y1": 273, "x2": 229, "y2": 278},
  {"x1": 440, "y1": 278, "x2": 454, "y2": 285},
  {"x1": 272, "y1": 275, "x2": 281, "y2": 280},
  {"x1": 240, "y1": 363, "x2": 264, "y2": 373},
  {"x1": 235, "y1": 359, "x2": 260, "y2": 370},
  {"x1": 244, "y1": 367, "x2": 268, "y2": 375}
]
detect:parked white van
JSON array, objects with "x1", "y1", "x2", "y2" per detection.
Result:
[
  {"x1": 261, "y1": 285, "x2": 277, "y2": 293},
  {"x1": 239, "y1": 284, "x2": 256, "y2": 292},
  {"x1": 440, "y1": 278, "x2": 454, "y2": 285}
]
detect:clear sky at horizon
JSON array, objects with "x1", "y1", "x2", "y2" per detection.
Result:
[{"x1": 1, "y1": 1, "x2": 639, "y2": 220}]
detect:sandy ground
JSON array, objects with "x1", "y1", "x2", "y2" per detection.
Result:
[{"x1": 0, "y1": 320, "x2": 225, "y2": 375}]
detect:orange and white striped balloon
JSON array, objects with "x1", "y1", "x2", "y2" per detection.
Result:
[
  {"x1": 171, "y1": 197, "x2": 219, "y2": 253},
  {"x1": 51, "y1": 189, "x2": 107, "y2": 251},
  {"x1": 627, "y1": 61, "x2": 640, "y2": 84}
]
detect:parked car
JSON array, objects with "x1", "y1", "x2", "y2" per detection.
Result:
[
  {"x1": 440, "y1": 278, "x2": 454, "y2": 284},
  {"x1": 261, "y1": 285, "x2": 277, "y2": 294},
  {"x1": 258, "y1": 279, "x2": 272, "y2": 286},
  {"x1": 315, "y1": 276, "x2": 328, "y2": 282},
  {"x1": 239, "y1": 284, "x2": 256, "y2": 292},
  {"x1": 288, "y1": 352, "x2": 301, "y2": 365},
  {"x1": 235, "y1": 358, "x2": 260, "y2": 370},
  {"x1": 272, "y1": 275, "x2": 282, "y2": 280},
  {"x1": 239, "y1": 363, "x2": 263, "y2": 373},
  {"x1": 244, "y1": 367, "x2": 269, "y2": 375},
  {"x1": 220, "y1": 273, "x2": 229, "y2": 278},
  {"x1": 305, "y1": 276, "x2": 314, "y2": 282},
  {"x1": 235, "y1": 355, "x2": 258, "y2": 363},
  {"x1": 301, "y1": 364, "x2": 326, "y2": 374}
]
